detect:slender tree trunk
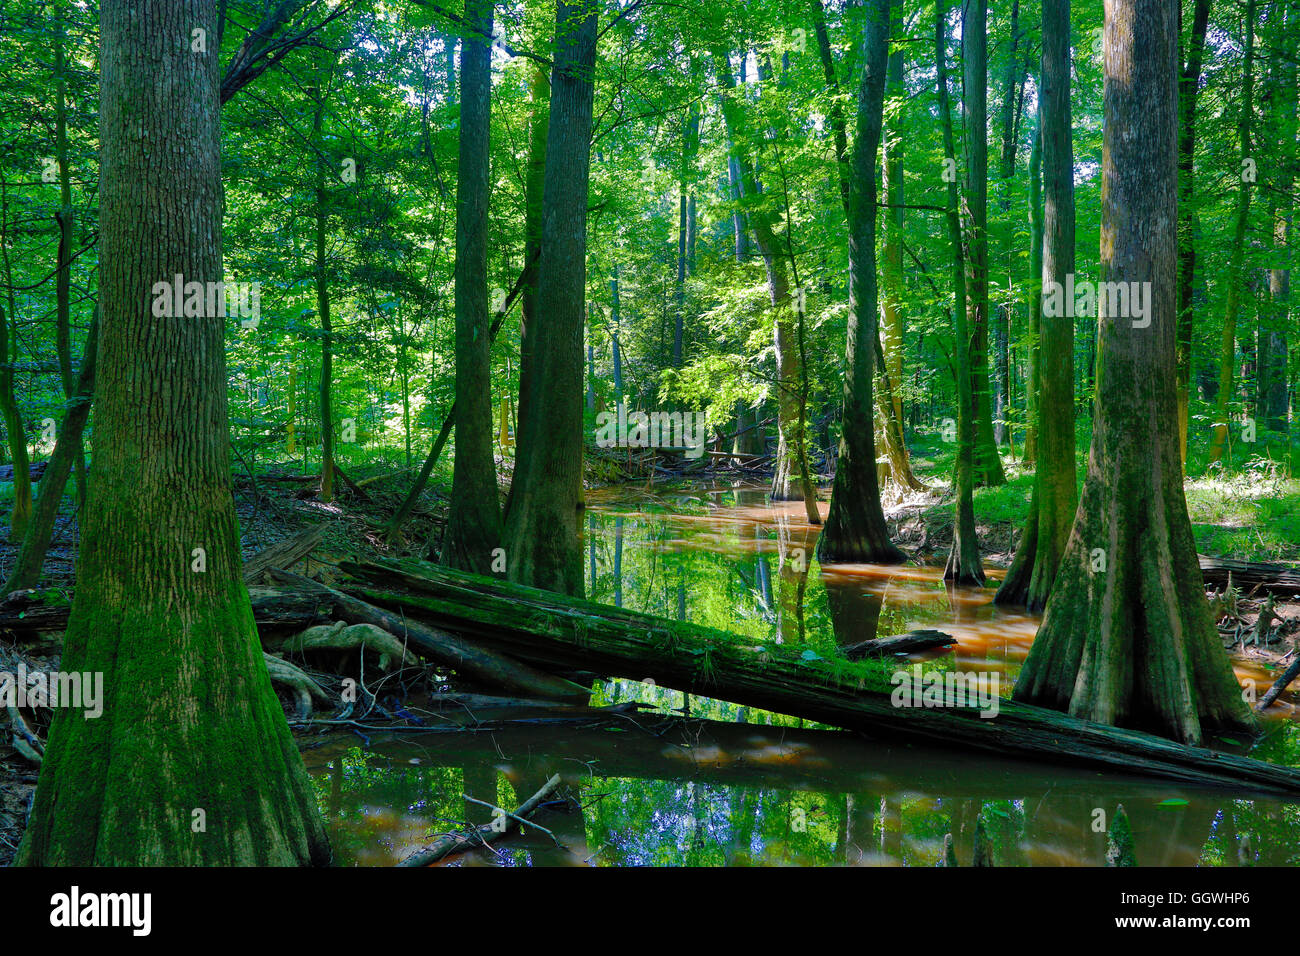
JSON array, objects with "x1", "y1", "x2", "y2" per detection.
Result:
[
  {"x1": 818, "y1": 0, "x2": 904, "y2": 564},
  {"x1": 0, "y1": 189, "x2": 32, "y2": 542},
  {"x1": 1022, "y1": 120, "x2": 1043, "y2": 465},
  {"x1": 3, "y1": 311, "x2": 97, "y2": 592},
  {"x1": 1208, "y1": 0, "x2": 1256, "y2": 465},
  {"x1": 442, "y1": 0, "x2": 502, "y2": 573},
  {"x1": 1013, "y1": 0, "x2": 1254, "y2": 746},
  {"x1": 992, "y1": 0, "x2": 1023, "y2": 449},
  {"x1": 1176, "y1": 0, "x2": 1212, "y2": 469},
  {"x1": 936, "y1": 0, "x2": 984, "y2": 586},
  {"x1": 935, "y1": 0, "x2": 982, "y2": 587},
  {"x1": 819, "y1": 0, "x2": 925, "y2": 494},
  {"x1": 1262, "y1": 0, "x2": 1294, "y2": 435},
  {"x1": 514, "y1": 60, "x2": 549, "y2": 469},
  {"x1": 962, "y1": 0, "x2": 1006, "y2": 487},
  {"x1": 673, "y1": 94, "x2": 699, "y2": 369},
  {"x1": 503, "y1": 0, "x2": 597, "y2": 596},
  {"x1": 313, "y1": 98, "x2": 335, "y2": 502},
  {"x1": 18, "y1": 0, "x2": 330, "y2": 864},
  {"x1": 54, "y1": 14, "x2": 88, "y2": 509},
  {"x1": 996, "y1": 0, "x2": 1076, "y2": 611}
]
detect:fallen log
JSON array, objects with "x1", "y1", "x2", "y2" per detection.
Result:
[
  {"x1": 396, "y1": 771, "x2": 562, "y2": 867},
  {"x1": 242, "y1": 524, "x2": 329, "y2": 583},
  {"x1": 1199, "y1": 555, "x2": 1300, "y2": 596},
  {"x1": 0, "y1": 585, "x2": 333, "y2": 638},
  {"x1": 266, "y1": 567, "x2": 590, "y2": 702},
  {"x1": 0, "y1": 462, "x2": 47, "y2": 483},
  {"x1": 843, "y1": 629, "x2": 956, "y2": 659},
  {"x1": 339, "y1": 556, "x2": 1300, "y2": 797}
]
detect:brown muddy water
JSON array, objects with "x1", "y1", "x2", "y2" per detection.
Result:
[{"x1": 305, "y1": 483, "x2": 1300, "y2": 866}]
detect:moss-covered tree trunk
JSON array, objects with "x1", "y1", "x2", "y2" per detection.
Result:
[
  {"x1": 503, "y1": 0, "x2": 597, "y2": 596},
  {"x1": 995, "y1": 0, "x2": 1076, "y2": 611},
  {"x1": 17, "y1": 0, "x2": 330, "y2": 865},
  {"x1": 936, "y1": 0, "x2": 984, "y2": 586},
  {"x1": 1013, "y1": 0, "x2": 1254, "y2": 746},
  {"x1": 442, "y1": 0, "x2": 502, "y2": 574},
  {"x1": 817, "y1": 0, "x2": 905, "y2": 565}
]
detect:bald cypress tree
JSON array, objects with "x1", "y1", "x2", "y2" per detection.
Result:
[
  {"x1": 17, "y1": 0, "x2": 330, "y2": 865},
  {"x1": 1013, "y1": 0, "x2": 1254, "y2": 745},
  {"x1": 817, "y1": 0, "x2": 905, "y2": 565}
]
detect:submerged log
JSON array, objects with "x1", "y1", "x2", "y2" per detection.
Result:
[
  {"x1": 338, "y1": 556, "x2": 1300, "y2": 797},
  {"x1": 843, "y1": 629, "x2": 956, "y2": 659}
]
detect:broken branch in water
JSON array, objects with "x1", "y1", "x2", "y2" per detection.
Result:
[{"x1": 396, "y1": 772, "x2": 563, "y2": 867}]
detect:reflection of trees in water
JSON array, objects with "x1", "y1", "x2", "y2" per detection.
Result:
[
  {"x1": 775, "y1": 515, "x2": 815, "y2": 645},
  {"x1": 826, "y1": 581, "x2": 884, "y2": 648}
]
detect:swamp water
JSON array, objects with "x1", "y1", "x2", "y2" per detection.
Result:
[{"x1": 305, "y1": 483, "x2": 1300, "y2": 866}]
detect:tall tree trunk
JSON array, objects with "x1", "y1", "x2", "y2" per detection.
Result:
[
  {"x1": 1012, "y1": 0, "x2": 1254, "y2": 746},
  {"x1": 1022, "y1": 120, "x2": 1043, "y2": 465},
  {"x1": 673, "y1": 93, "x2": 699, "y2": 369},
  {"x1": 856, "y1": 0, "x2": 925, "y2": 492},
  {"x1": 514, "y1": 59, "x2": 549, "y2": 470},
  {"x1": 1261, "y1": 0, "x2": 1294, "y2": 435},
  {"x1": 17, "y1": 0, "x2": 330, "y2": 865},
  {"x1": 814, "y1": 0, "x2": 904, "y2": 488},
  {"x1": 503, "y1": 0, "x2": 597, "y2": 596},
  {"x1": 442, "y1": 0, "x2": 502, "y2": 573},
  {"x1": 992, "y1": 0, "x2": 1023, "y2": 449},
  {"x1": 962, "y1": 0, "x2": 1006, "y2": 486},
  {"x1": 1176, "y1": 0, "x2": 1212, "y2": 469},
  {"x1": 996, "y1": 0, "x2": 1076, "y2": 611},
  {"x1": 936, "y1": 0, "x2": 984, "y2": 586},
  {"x1": 1207, "y1": 0, "x2": 1256, "y2": 465},
  {"x1": 818, "y1": 0, "x2": 904, "y2": 564},
  {"x1": 313, "y1": 98, "x2": 335, "y2": 502},
  {"x1": 54, "y1": 13, "x2": 87, "y2": 509}
]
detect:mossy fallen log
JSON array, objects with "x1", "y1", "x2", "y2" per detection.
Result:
[
  {"x1": 267, "y1": 568, "x2": 591, "y2": 702},
  {"x1": 338, "y1": 556, "x2": 1300, "y2": 798}
]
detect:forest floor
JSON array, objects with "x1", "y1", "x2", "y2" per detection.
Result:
[{"x1": 2, "y1": 449, "x2": 1299, "y2": 863}]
